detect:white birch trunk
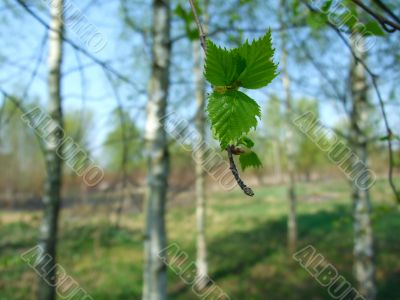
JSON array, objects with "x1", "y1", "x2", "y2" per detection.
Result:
[
  {"x1": 37, "y1": 1, "x2": 64, "y2": 299},
  {"x1": 349, "y1": 33, "x2": 376, "y2": 300},
  {"x1": 279, "y1": 0, "x2": 297, "y2": 254},
  {"x1": 193, "y1": 40, "x2": 208, "y2": 290},
  {"x1": 283, "y1": 54, "x2": 297, "y2": 255},
  {"x1": 142, "y1": 0, "x2": 170, "y2": 299}
]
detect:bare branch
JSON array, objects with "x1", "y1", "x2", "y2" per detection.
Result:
[{"x1": 351, "y1": 0, "x2": 400, "y2": 32}]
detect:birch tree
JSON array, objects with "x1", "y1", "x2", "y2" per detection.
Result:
[
  {"x1": 142, "y1": 0, "x2": 171, "y2": 299},
  {"x1": 279, "y1": 0, "x2": 297, "y2": 254},
  {"x1": 193, "y1": 38, "x2": 209, "y2": 291},
  {"x1": 36, "y1": 0, "x2": 64, "y2": 299},
  {"x1": 349, "y1": 33, "x2": 376, "y2": 300},
  {"x1": 188, "y1": 0, "x2": 209, "y2": 290}
]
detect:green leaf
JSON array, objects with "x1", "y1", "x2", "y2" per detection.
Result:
[
  {"x1": 174, "y1": 4, "x2": 189, "y2": 21},
  {"x1": 235, "y1": 31, "x2": 278, "y2": 89},
  {"x1": 306, "y1": 13, "x2": 328, "y2": 31},
  {"x1": 292, "y1": 0, "x2": 300, "y2": 18},
  {"x1": 362, "y1": 21, "x2": 385, "y2": 37},
  {"x1": 205, "y1": 31, "x2": 277, "y2": 89},
  {"x1": 321, "y1": 0, "x2": 333, "y2": 12},
  {"x1": 379, "y1": 134, "x2": 400, "y2": 141},
  {"x1": 207, "y1": 90, "x2": 260, "y2": 149},
  {"x1": 237, "y1": 136, "x2": 255, "y2": 148},
  {"x1": 239, "y1": 151, "x2": 262, "y2": 170},
  {"x1": 338, "y1": 10, "x2": 357, "y2": 30},
  {"x1": 204, "y1": 40, "x2": 245, "y2": 87},
  {"x1": 379, "y1": 135, "x2": 390, "y2": 141}
]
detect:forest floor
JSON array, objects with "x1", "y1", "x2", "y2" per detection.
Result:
[{"x1": 1, "y1": 178, "x2": 399, "y2": 300}]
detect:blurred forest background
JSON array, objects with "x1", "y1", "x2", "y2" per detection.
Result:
[{"x1": 0, "y1": 0, "x2": 399, "y2": 299}]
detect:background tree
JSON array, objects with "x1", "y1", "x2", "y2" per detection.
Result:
[
  {"x1": 0, "y1": 99, "x2": 44, "y2": 203},
  {"x1": 279, "y1": 0, "x2": 298, "y2": 254},
  {"x1": 103, "y1": 110, "x2": 142, "y2": 172},
  {"x1": 261, "y1": 94, "x2": 285, "y2": 183},
  {"x1": 142, "y1": 0, "x2": 171, "y2": 299},
  {"x1": 193, "y1": 27, "x2": 209, "y2": 293},
  {"x1": 294, "y1": 98, "x2": 325, "y2": 181},
  {"x1": 36, "y1": 0, "x2": 65, "y2": 299},
  {"x1": 348, "y1": 27, "x2": 376, "y2": 300}
]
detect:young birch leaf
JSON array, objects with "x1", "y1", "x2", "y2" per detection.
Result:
[
  {"x1": 236, "y1": 31, "x2": 278, "y2": 89},
  {"x1": 363, "y1": 21, "x2": 385, "y2": 37},
  {"x1": 238, "y1": 136, "x2": 255, "y2": 148},
  {"x1": 207, "y1": 90, "x2": 260, "y2": 149},
  {"x1": 239, "y1": 151, "x2": 262, "y2": 171},
  {"x1": 204, "y1": 40, "x2": 245, "y2": 87}
]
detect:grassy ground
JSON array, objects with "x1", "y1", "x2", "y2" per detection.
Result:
[{"x1": 1, "y1": 178, "x2": 399, "y2": 300}]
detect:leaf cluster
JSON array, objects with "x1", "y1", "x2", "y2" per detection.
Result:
[{"x1": 204, "y1": 31, "x2": 278, "y2": 170}]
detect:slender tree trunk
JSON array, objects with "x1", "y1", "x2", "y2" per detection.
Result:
[
  {"x1": 279, "y1": 0, "x2": 297, "y2": 254},
  {"x1": 349, "y1": 34, "x2": 376, "y2": 300},
  {"x1": 37, "y1": 1, "x2": 64, "y2": 299},
  {"x1": 283, "y1": 60, "x2": 297, "y2": 255},
  {"x1": 142, "y1": 0, "x2": 170, "y2": 299},
  {"x1": 193, "y1": 40, "x2": 208, "y2": 290}
]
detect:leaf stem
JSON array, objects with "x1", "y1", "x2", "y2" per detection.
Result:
[{"x1": 188, "y1": 0, "x2": 207, "y2": 52}]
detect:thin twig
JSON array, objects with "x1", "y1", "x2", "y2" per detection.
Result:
[
  {"x1": 372, "y1": 0, "x2": 400, "y2": 24},
  {"x1": 1, "y1": 30, "x2": 48, "y2": 127},
  {"x1": 0, "y1": 88, "x2": 46, "y2": 154},
  {"x1": 188, "y1": 0, "x2": 207, "y2": 52},
  {"x1": 351, "y1": 0, "x2": 400, "y2": 32},
  {"x1": 103, "y1": 71, "x2": 131, "y2": 228},
  {"x1": 227, "y1": 146, "x2": 254, "y2": 197},
  {"x1": 290, "y1": 31, "x2": 349, "y2": 112}
]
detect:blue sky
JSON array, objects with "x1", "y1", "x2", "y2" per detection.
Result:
[{"x1": 1, "y1": 0, "x2": 398, "y2": 166}]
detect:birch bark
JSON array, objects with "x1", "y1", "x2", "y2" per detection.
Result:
[
  {"x1": 37, "y1": 1, "x2": 64, "y2": 299},
  {"x1": 349, "y1": 34, "x2": 376, "y2": 300},
  {"x1": 142, "y1": 0, "x2": 171, "y2": 299}
]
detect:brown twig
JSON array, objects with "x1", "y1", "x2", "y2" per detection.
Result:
[
  {"x1": 351, "y1": 0, "x2": 400, "y2": 33},
  {"x1": 227, "y1": 146, "x2": 254, "y2": 197},
  {"x1": 372, "y1": 0, "x2": 400, "y2": 24},
  {"x1": 188, "y1": 0, "x2": 207, "y2": 52}
]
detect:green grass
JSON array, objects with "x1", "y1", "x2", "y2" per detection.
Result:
[{"x1": 0, "y1": 178, "x2": 399, "y2": 299}]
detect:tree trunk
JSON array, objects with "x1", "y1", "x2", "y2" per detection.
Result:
[
  {"x1": 37, "y1": 1, "x2": 64, "y2": 299},
  {"x1": 142, "y1": 0, "x2": 170, "y2": 299},
  {"x1": 279, "y1": 0, "x2": 297, "y2": 254},
  {"x1": 193, "y1": 40, "x2": 208, "y2": 290},
  {"x1": 284, "y1": 79, "x2": 297, "y2": 255},
  {"x1": 349, "y1": 34, "x2": 376, "y2": 300}
]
